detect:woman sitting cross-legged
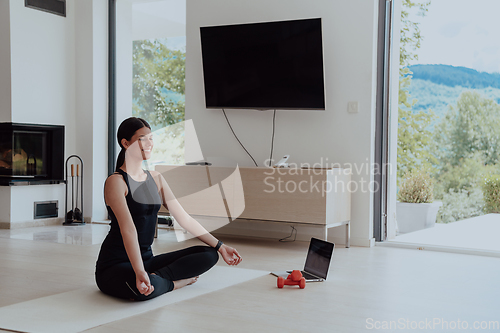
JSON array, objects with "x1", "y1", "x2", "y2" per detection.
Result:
[{"x1": 95, "y1": 117, "x2": 242, "y2": 301}]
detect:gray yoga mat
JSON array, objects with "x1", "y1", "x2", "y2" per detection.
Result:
[{"x1": 0, "y1": 266, "x2": 268, "y2": 333}]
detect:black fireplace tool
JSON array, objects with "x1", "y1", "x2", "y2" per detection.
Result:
[
  {"x1": 74, "y1": 164, "x2": 82, "y2": 221},
  {"x1": 66, "y1": 164, "x2": 74, "y2": 221},
  {"x1": 64, "y1": 155, "x2": 84, "y2": 226}
]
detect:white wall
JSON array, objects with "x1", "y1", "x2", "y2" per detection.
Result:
[
  {"x1": 75, "y1": 0, "x2": 95, "y2": 222},
  {"x1": 9, "y1": 0, "x2": 76, "y2": 130},
  {"x1": 10, "y1": 185, "x2": 66, "y2": 225},
  {"x1": 132, "y1": 0, "x2": 186, "y2": 40},
  {"x1": 74, "y1": 0, "x2": 109, "y2": 222},
  {"x1": 186, "y1": 0, "x2": 379, "y2": 246},
  {"x1": 116, "y1": 0, "x2": 133, "y2": 130},
  {"x1": 0, "y1": 0, "x2": 12, "y2": 123},
  {"x1": 91, "y1": 0, "x2": 110, "y2": 221},
  {"x1": 8, "y1": 0, "x2": 76, "y2": 224},
  {"x1": 0, "y1": 0, "x2": 12, "y2": 225},
  {"x1": 1, "y1": 0, "x2": 109, "y2": 227}
]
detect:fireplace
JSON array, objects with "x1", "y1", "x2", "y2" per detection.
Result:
[{"x1": 0, "y1": 123, "x2": 64, "y2": 186}]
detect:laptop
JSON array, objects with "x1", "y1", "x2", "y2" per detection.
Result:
[{"x1": 271, "y1": 237, "x2": 335, "y2": 282}]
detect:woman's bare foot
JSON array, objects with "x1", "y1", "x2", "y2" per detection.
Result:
[{"x1": 173, "y1": 276, "x2": 199, "y2": 290}]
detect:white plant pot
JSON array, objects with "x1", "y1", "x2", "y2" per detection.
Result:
[{"x1": 396, "y1": 201, "x2": 443, "y2": 234}]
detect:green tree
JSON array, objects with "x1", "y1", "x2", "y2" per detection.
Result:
[
  {"x1": 397, "y1": 77, "x2": 436, "y2": 179},
  {"x1": 432, "y1": 92, "x2": 500, "y2": 201},
  {"x1": 434, "y1": 91, "x2": 500, "y2": 167},
  {"x1": 397, "y1": 0, "x2": 434, "y2": 181},
  {"x1": 433, "y1": 152, "x2": 498, "y2": 196},
  {"x1": 431, "y1": 92, "x2": 500, "y2": 224},
  {"x1": 132, "y1": 38, "x2": 185, "y2": 127},
  {"x1": 399, "y1": 0, "x2": 429, "y2": 70}
]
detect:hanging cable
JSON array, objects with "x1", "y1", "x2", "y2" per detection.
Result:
[
  {"x1": 269, "y1": 109, "x2": 276, "y2": 167},
  {"x1": 222, "y1": 108, "x2": 258, "y2": 167},
  {"x1": 279, "y1": 225, "x2": 297, "y2": 242}
]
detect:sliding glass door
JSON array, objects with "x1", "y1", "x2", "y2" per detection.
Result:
[
  {"x1": 382, "y1": 0, "x2": 500, "y2": 254},
  {"x1": 113, "y1": 0, "x2": 187, "y2": 171}
]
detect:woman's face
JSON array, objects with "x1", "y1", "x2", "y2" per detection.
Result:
[{"x1": 122, "y1": 126, "x2": 154, "y2": 161}]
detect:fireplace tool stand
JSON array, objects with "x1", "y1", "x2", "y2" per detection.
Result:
[{"x1": 64, "y1": 155, "x2": 84, "y2": 226}]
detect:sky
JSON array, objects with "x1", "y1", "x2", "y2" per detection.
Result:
[
  {"x1": 132, "y1": 0, "x2": 186, "y2": 43},
  {"x1": 133, "y1": 0, "x2": 186, "y2": 25},
  {"x1": 407, "y1": 0, "x2": 500, "y2": 74}
]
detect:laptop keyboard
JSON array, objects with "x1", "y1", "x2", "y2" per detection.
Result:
[{"x1": 301, "y1": 271, "x2": 320, "y2": 280}]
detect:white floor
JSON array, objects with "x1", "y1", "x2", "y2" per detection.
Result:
[
  {"x1": 388, "y1": 214, "x2": 500, "y2": 255},
  {"x1": 0, "y1": 224, "x2": 499, "y2": 332}
]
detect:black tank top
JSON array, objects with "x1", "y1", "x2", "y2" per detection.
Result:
[{"x1": 95, "y1": 169, "x2": 162, "y2": 273}]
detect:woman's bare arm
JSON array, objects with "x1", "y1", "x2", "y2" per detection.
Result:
[
  {"x1": 151, "y1": 171, "x2": 242, "y2": 266},
  {"x1": 150, "y1": 171, "x2": 218, "y2": 246},
  {"x1": 104, "y1": 175, "x2": 154, "y2": 295}
]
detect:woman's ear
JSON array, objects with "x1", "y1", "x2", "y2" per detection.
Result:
[{"x1": 121, "y1": 138, "x2": 128, "y2": 149}]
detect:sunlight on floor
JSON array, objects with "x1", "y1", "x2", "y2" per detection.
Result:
[{"x1": 389, "y1": 214, "x2": 500, "y2": 253}]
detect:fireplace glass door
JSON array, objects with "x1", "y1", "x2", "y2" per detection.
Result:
[{"x1": 0, "y1": 123, "x2": 64, "y2": 185}]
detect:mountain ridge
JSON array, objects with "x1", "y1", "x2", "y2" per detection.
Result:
[
  {"x1": 407, "y1": 64, "x2": 500, "y2": 89},
  {"x1": 407, "y1": 78, "x2": 500, "y2": 121}
]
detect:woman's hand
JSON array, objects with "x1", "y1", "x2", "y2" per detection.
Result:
[
  {"x1": 136, "y1": 270, "x2": 154, "y2": 296},
  {"x1": 219, "y1": 244, "x2": 242, "y2": 266}
]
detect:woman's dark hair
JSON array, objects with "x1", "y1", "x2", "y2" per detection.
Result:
[{"x1": 115, "y1": 117, "x2": 151, "y2": 172}]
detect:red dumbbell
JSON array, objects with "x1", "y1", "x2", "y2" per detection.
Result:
[{"x1": 277, "y1": 270, "x2": 306, "y2": 289}]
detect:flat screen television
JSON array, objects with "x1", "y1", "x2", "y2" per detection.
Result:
[{"x1": 200, "y1": 18, "x2": 325, "y2": 110}]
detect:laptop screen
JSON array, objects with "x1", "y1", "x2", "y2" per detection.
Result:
[{"x1": 303, "y1": 238, "x2": 334, "y2": 279}]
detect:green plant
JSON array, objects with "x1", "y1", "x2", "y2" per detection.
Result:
[
  {"x1": 436, "y1": 188, "x2": 484, "y2": 223},
  {"x1": 482, "y1": 175, "x2": 500, "y2": 213},
  {"x1": 432, "y1": 152, "x2": 500, "y2": 199},
  {"x1": 398, "y1": 169, "x2": 434, "y2": 203}
]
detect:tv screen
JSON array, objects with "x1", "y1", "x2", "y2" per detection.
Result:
[{"x1": 200, "y1": 18, "x2": 325, "y2": 110}]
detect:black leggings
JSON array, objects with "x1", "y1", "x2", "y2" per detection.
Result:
[{"x1": 96, "y1": 246, "x2": 219, "y2": 301}]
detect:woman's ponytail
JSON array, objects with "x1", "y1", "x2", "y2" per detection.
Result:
[
  {"x1": 114, "y1": 117, "x2": 151, "y2": 173},
  {"x1": 115, "y1": 147, "x2": 126, "y2": 172}
]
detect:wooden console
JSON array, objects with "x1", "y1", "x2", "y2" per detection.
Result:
[{"x1": 155, "y1": 165, "x2": 351, "y2": 247}]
